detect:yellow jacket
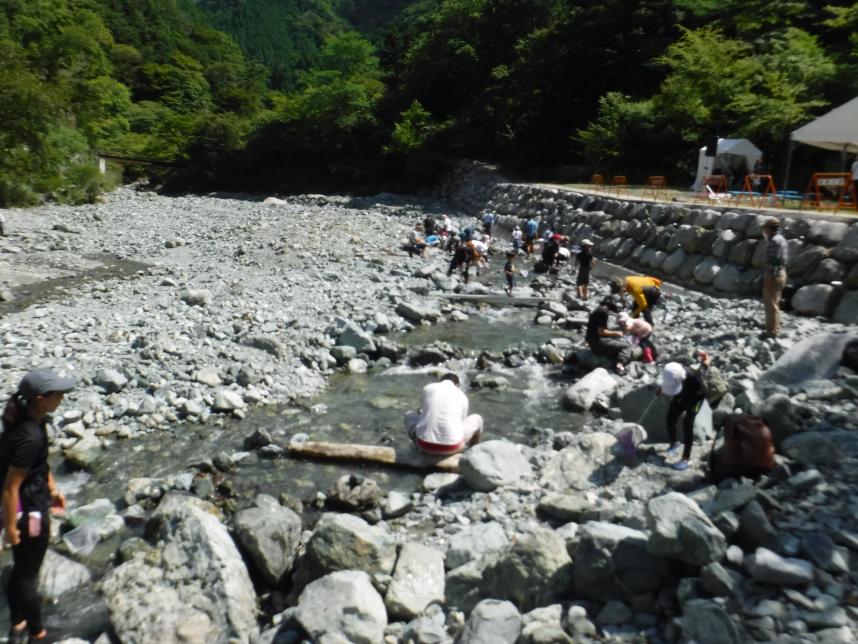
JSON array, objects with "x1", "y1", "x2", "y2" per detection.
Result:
[{"x1": 625, "y1": 276, "x2": 662, "y2": 317}]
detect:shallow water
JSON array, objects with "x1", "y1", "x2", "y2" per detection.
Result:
[{"x1": 21, "y1": 273, "x2": 587, "y2": 639}]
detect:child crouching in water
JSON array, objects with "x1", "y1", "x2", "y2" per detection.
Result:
[{"x1": 504, "y1": 250, "x2": 517, "y2": 296}]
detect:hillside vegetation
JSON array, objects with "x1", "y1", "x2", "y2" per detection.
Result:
[{"x1": 1, "y1": 0, "x2": 856, "y2": 206}]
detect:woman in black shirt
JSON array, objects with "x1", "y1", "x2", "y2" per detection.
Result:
[{"x1": 2, "y1": 368, "x2": 75, "y2": 643}]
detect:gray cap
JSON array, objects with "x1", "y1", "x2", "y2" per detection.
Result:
[{"x1": 17, "y1": 368, "x2": 76, "y2": 401}]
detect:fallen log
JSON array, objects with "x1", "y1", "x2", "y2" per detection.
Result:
[
  {"x1": 442, "y1": 293, "x2": 554, "y2": 308},
  {"x1": 287, "y1": 440, "x2": 461, "y2": 473}
]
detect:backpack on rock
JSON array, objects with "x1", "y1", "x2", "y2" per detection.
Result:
[{"x1": 709, "y1": 414, "x2": 775, "y2": 483}]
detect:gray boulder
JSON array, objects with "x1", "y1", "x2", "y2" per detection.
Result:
[
  {"x1": 296, "y1": 570, "x2": 387, "y2": 644},
  {"x1": 39, "y1": 550, "x2": 92, "y2": 600},
  {"x1": 833, "y1": 290, "x2": 858, "y2": 324},
  {"x1": 807, "y1": 220, "x2": 849, "y2": 246},
  {"x1": 337, "y1": 320, "x2": 377, "y2": 354},
  {"x1": 232, "y1": 495, "x2": 302, "y2": 585},
  {"x1": 572, "y1": 521, "x2": 668, "y2": 601},
  {"x1": 746, "y1": 547, "x2": 813, "y2": 585},
  {"x1": 758, "y1": 394, "x2": 801, "y2": 447},
  {"x1": 101, "y1": 493, "x2": 258, "y2": 644},
  {"x1": 682, "y1": 599, "x2": 742, "y2": 644},
  {"x1": 781, "y1": 431, "x2": 843, "y2": 466},
  {"x1": 757, "y1": 333, "x2": 857, "y2": 388},
  {"x1": 646, "y1": 493, "x2": 726, "y2": 566},
  {"x1": 384, "y1": 542, "x2": 445, "y2": 620},
  {"x1": 833, "y1": 223, "x2": 858, "y2": 263},
  {"x1": 481, "y1": 526, "x2": 573, "y2": 613},
  {"x1": 458, "y1": 600, "x2": 521, "y2": 644},
  {"x1": 303, "y1": 513, "x2": 396, "y2": 580},
  {"x1": 619, "y1": 385, "x2": 712, "y2": 443},
  {"x1": 95, "y1": 368, "x2": 127, "y2": 393},
  {"x1": 713, "y1": 264, "x2": 742, "y2": 292},
  {"x1": 539, "y1": 433, "x2": 620, "y2": 491},
  {"x1": 662, "y1": 248, "x2": 688, "y2": 275},
  {"x1": 693, "y1": 257, "x2": 721, "y2": 285},
  {"x1": 396, "y1": 301, "x2": 441, "y2": 324},
  {"x1": 446, "y1": 521, "x2": 509, "y2": 570},
  {"x1": 791, "y1": 284, "x2": 837, "y2": 317},
  {"x1": 459, "y1": 440, "x2": 533, "y2": 492},
  {"x1": 563, "y1": 367, "x2": 617, "y2": 412}
]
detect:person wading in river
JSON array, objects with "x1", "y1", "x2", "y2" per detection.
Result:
[
  {"x1": 2, "y1": 368, "x2": 75, "y2": 644},
  {"x1": 405, "y1": 373, "x2": 483, "y2": 455}
]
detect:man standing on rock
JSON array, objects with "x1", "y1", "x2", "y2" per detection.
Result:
[
  {"x1": 405, "y1": 373, "x2": 483, "y2": 455},
  {"x1": 611, "y1": 275, "x2": 663, "y2": 326},
  {"x1": 657, "y1": 352, "x2": 710, "y2": 471},
  {"x1": 525, "y1": 217, "x2": 538, "y2": 256},
  {"x1": 585, "y1": 297, "x2": 634, "y2": 376},
  {"x1": 761, "y1": 218, "x2": 788, "y2": 338}
]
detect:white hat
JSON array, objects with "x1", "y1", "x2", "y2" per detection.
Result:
[
  {"x1": 660, "y1": 362, "x2": 686, "y2": 396},
  {"x1": 581, "y1": 239, "x2": 594, "y2": 246}
]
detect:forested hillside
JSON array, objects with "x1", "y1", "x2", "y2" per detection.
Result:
[{"x1": 1, "y1": 0, "x2": 857, "y2": 206}]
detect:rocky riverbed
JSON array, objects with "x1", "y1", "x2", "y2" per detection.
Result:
[{"x1": 1, "y1": 186, "x2": 857, "y2": 644}]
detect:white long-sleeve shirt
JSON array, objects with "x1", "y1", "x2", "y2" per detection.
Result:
[{"x1": 414, "y1": 380, "x2": 469, "y2": 445}]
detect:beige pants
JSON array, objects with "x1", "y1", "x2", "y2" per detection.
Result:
[{"x1": 763, "y1": 269, "x2": 786, "y2": 335}]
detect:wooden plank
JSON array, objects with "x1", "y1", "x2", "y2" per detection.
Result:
[
  {"x1": 442, "y1": 294, "x2": 554, "y2": 308},
  {"x1": 287, "y1": 440, "x2": 462, "y2": 473}
]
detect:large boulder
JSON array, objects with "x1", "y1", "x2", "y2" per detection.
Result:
[
  {"x1": 661, "y1": 248, "x2": 688, "y2": 275},
  {"x1": 572, "y1": 521, "x2": 668, "y2": 602},
  {"x1": 563, "y1": 368, "x2": 617, "y2": 412},
  {"x1": 458, "y1": 600, "x2": 522, "y2": 644},
  {"x1": 336, "y1": 320, "x2": 377, "y2": 355},
  {"x1": 384, "y1": 542, "x2": 445, "y2": 620},
  {"x1": 296, "y1": 571, "x2": 387, "y2": 644},
  {"x1": 646, "y1": 493, "x2": 726, "y2": 566},
  {"x1": 746, "y1": 547, "x2": 813, "y2": 585},
  {"x1": 539, "y1": 433, "x2": 621, "y2": 491},
  {"x1": 232, "y1": 495, "x2": 302, "y2": 585},
  {"x1": 780, "y1": 431, "x2": 843, "y2": 466},
  {"x1": 833, "y1": 223, "x2": 858, "y2": 263},
  {"x1": 758, "y1": 394, "x2": 801, "y2": 447},
  {"x1": 833, "y1": 290, "x2": 858, "y2": 324},
  {"x1": 396, "y1": 302, "x2": 441, "y2": 324},
  {"x1": 459, "y1": 440, "x2": 533, "y2": 492},
  {"x1": 302, "y1": 513, "x2": 397, "y2": 580},
  {"x1": 693, "y1": 257, "x2": 721, "y2": 286},
  {"x1": 481, "y1": 527, "x2": 573, "y2": 613},
  {"x1": 712, "y1": 264, "x2": 742, "y2": 293},
  {"x1": 681, "y1": 599, "x2": 743, "y2": 644},
  {"x1": 791, "y1": 284, "x2": 837, "y2": 317},
  {"x1": 100, "y1": 493, "x2": 258, "y2": 644},
  {"x1": 807, "y1": 220, "x2": 849, "y2": 246},
  {"x1": 757, "y1": 333, "x2": 857, "y2": 389},
  {"x1": 619, "y1": 385, "x2": 713, "y2": 443},
  {"x1": 39, "y1": 550, "x2": 92, "y2": 600}
]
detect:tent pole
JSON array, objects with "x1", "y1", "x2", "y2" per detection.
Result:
[{"x1": 782, "y1": 138, "x2": 795, "y2": 193}]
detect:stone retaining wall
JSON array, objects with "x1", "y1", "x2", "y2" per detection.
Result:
[{"x1": 436, "y1": 160, "x2": 858, "y2": 323}]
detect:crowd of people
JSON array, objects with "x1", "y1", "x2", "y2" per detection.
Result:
[{"x1": 403, "y1": 212, "x2": 790, "y2": 474}]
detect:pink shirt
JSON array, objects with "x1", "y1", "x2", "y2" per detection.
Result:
[{"x1": 626, "y1": 318, "x2": 652, "y2": 339}]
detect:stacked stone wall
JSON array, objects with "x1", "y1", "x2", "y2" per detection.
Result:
[{"x1": 436, "y1": 160, "x2": 858, "y2": 322}]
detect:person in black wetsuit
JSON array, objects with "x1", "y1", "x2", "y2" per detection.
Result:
[
  {"x1": 657, "y1": 352, "x2": 710, "y2": 471},
  {"x1": 585, "y1": 297, "x2": 633, "y2": 375},
  {"x1": 576, "y1": 239, "x2": 595, "y2": 300},
  {"x1": 2, "y1": 368, "x2": 75, "y2": 644}
]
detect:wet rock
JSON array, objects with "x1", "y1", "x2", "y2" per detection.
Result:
[
  {"x1": 481, "y1": 526, "x2": 573, "y2": 612},
  {"x1": 646, "y1": 492, "x2": 726, "y2": 566},
  {"x1": 446, "y1": 521, "x2": 509, "y2": 570},
  {"x1": 63, "y1": 498, "x2": 125, "y2": 555},
  {"x1": 682, "y1": 599, "x2": 743, "y2": 644},
  {"x1": 382, "y1": 490, "x2": 412, "y2": 519},
  {"x1": 563, "y1": 367, "x2": 617, "y2": 412},
  {"x1": 336, "y1": 320, "x2": 377, "y2": 354},
  {"x1": 572, "y1": 521, "x2": 667, "y2": 601},
  {"x1": 212, "y1": 389, "x2": 245, "y2": 412},
  {"x1": 296, "y1": 570, "x2": 387, "y2": 644},
  {"x1": 746, "y1": 547, "x2": 813, "y2": 585},
  {"x1": 327, "y1": 474, "x2": 382, "y2": 510},
  {"x1": 396, "y1": 301, "x2": 441, "y2": 324},
  {"x1": 458, "y1": 599, "x2": 521, "y2": 644},
  {"x1": 459, "y1": 440, "x2": 533, "y2": 492},
  {"x1": 471, "y1": 373, "x2": 510, "y2": 389},
  {"x1": 101, "y1": 493, "x2": 257, "y2": 643},
  {"x1": 39, "y1": 550, "x2": 92, "y2": 600},
  {"x1": 63, "y1": 435, "x2": 102, "y2": 470},
  {"x1": 385, "y1": 542, "x2": 445, "y2": 620},
  {"x1": 232, "y1": 494, "x2": 302, "y2": 585}
]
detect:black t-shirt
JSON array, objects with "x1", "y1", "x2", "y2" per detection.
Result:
[
  {"x1": 675, "y1": 366, "x2": 707, "y2": 408},
  {"x1": 586, "y1": 306, "x2": 610, "y2": 345},
  {"x1": 0, "y1": 418, "x2": 51, "y2": 513}
]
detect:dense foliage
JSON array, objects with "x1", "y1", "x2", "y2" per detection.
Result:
[{"x1": 2, "y1": 0, "x2": 857, "y2": 205}]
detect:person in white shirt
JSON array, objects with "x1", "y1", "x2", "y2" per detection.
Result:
[{"x1": 405, "y1": 374, "x2": 483, "y2": 455}]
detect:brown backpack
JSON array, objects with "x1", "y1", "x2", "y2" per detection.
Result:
[{"x1": 711, "y1": 414, "x2": 775, "y2": 481}]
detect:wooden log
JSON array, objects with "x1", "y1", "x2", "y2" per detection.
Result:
[
  {"x1": 287, "y1": 440, "x2": 462, "y2": 473},
  {"x1": 442, "y1": 293, "x2": 555, "y2": 308}
]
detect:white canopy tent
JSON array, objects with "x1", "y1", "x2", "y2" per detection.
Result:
[
  {"x1": 784, "y1": 96, "x2": 858, "y2": 189},
  {"x1": 692, "y1": 138, "x2": 762, "y2": 191}
]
